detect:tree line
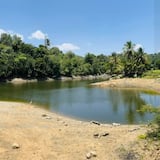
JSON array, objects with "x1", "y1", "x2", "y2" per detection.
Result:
[{"x1": 0, "y1": 33, "x2": 159, "y2": 80}]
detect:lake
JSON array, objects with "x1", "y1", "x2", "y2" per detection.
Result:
[{"x1": 0, "y1": 80, "x2": 160, "y2": 124}]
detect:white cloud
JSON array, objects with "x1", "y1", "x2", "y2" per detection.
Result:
[
  {"x1": 0, "y1": 28, "x2": 24, "y2": 40},
  {"x1": 15, "y1": 33, "x2": 24, "y2": 40},
  {"x1": 0, "y1": 29, "x2": 6, "y2": 34},
  {"x1": 28, "y1": 30, "x2": 46, "y2": 40},
  {"x1": 56, "y1": 43, "x2": 80, "y2": 52},
  {"x1": 134, "y1": 44, "x2": 143, "y2": 51}
]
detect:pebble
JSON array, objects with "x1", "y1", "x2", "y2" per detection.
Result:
[
  {"x1": 93, "y1": 133, "x2": 100, "y2": 138},
  {"x1": 86, "y1": 151, "x2": 97, "y2": 159},
  {"x1": 41, "y1": 114, "x2": 52, "y2": 119},
  {"x1": 91, "y1": 121, "x2": 101, "y2": 125},
  {"x1": 93, "y1": 132, "x2": 109, "y2": 138},
  {"x1": 41, "y1": 114, "x2": 47, "y2": 117},
  {"x1": 90, "y1": 151, "x2": 97, "y2": 157},
  {"x1": 101, "y1": 132, "x2": 109, "y2": 137},
  {"x1": 12, "y1": 143, "x2": 20, "y2": 149}
]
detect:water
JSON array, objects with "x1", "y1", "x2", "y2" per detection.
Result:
[{"x1": 0, "y1": 80, "x2": 160, "y2": 124}]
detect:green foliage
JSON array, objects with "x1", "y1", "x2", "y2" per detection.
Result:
[
  {"x1": 138, "y1": 134, "x2": 147, "y2": 139},
  {"x1": 108, "y1": 53, "x2": 124, "y2": 74},
  {"x1": 148, "y1": 52, "x2": 160, "y2": 69},
  {"x1": 123, "y1": 41, "x2": 148, "y2": 77},
  {"x1": 142, "y1": 70, "x2": 160, "y2": 78},
  {"x1": 0, "y1": 32, "x2": 159, "y2": 80},
  {"x1": 139, "y1": 105, "x2": 160, "y2": 140}
]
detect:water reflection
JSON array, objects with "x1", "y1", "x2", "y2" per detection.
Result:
[{"x1": 0, "y1": 81, "x2": 159, "y2": 124}]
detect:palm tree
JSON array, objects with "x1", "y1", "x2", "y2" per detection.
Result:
[
  {"x1": 123, "y1": 41, "x2": 136, "y2": 77},
  {"x1": 123, "y1": 41, "x2": 135, "y2": 60}
]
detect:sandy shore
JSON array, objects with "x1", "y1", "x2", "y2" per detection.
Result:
[
  {"x1": 0, "y1": 101, "x2": 159, "y2": 160},
  {"x1": 91, "y1": 78, "x2": 160, "y2": 93}
]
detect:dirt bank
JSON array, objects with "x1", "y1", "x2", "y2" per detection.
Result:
[
  {"x1": 91, "y1": 78, "x2": 160, "y2": 93},
  {"x1": 0, "y1": 101, "x2": 159, "y2": 160}
]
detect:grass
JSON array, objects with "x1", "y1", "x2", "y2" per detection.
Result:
[{"x1": 142, "y1": 70, "x2": 160, "y2": 79}]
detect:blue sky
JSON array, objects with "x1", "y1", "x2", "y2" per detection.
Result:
[{"x1": 0, "y1": 0, "x2": 158, "y2": 55}]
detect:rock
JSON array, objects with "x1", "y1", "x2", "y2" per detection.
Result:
[
  {"x1": 112, "y1": 123, "x2": 120, "y2": 126},
  {"x1": 93, "y1": 133, "x2": 100, "y2": 138},
  {"x1": 12, "y1": 143, "x2": 20, "y2": 149},
  {"x1": 86, "y1": 151, "x2": 97, "y2": 159},
  {"x1": 42, "y1": 114, "x2": 52, "y2": 119},
  {"x1": 101, "y1": 132, "x2": 109, "y2": 137},
  {"x1": 91, "y1": 121, "x2": 101, "y2": 125},
  {"x1": 41, "y1": 114, "x2": 47, "y2": 117},
  {"x1": 90, "y1": 151, "x2": 97, "y2": 157},
  {"x1": 93, "y1": 132, "x2": 109, "y2": 138},
  {"x1": 86, "y1": 152, "x2": 92, "y2": 159}
]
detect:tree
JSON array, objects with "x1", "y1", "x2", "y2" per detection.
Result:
[
  {"x1": 45, "y1": 38, "x2": 50, "y2": 48},
  {"x1": 123, "y1": 41, "x2": 147, "y2": 77},
  {"x1": 108, "y1": 52, "x2": 124, "y2": 75},
  {"x1": 134, "y1": 47, "x2": 148, "y2": 76},
  {"x1": 12, "y1": 35, "x2": 22, "y2": 52},
  {"x1": 123, "y1": 41, "x2": 135, "y2": 60},
  {"x1": 84, "y1": 53, "x2": 96, "y2": 65},
  {"x1": 49, "y1": 47, "x2": 62, "y2": 55},
  {"x1": 20, "y1": 43, "x2": 36, "y2": 57},
  {"x1": 0, "y1": 53, "x2": 14, "y2": 79},
  {"x1": 35, "y1": 45, "x2": 48, "y2": 58},
  {"x1": 0, "y1": 33, "x2": 12, "y2": 46}
]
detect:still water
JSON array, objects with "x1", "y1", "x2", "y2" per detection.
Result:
[{"x1": 0, "y1": 80, "x2": 160, "y2": 124}]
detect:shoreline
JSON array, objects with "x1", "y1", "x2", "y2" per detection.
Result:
[
  {"x1": 1, "y1": 77, "x2": 160, "y2": 159},
  {"x1": 0, "y1": 101, "x2": 151, "y2": 160},
  {"x1": 2, "y1": 74, "x2": 111, "y2": 84},
  {"x1": 91, "y1": 78, "x2": 160, "y2": 94}
]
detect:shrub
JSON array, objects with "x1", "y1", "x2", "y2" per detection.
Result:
[
  {"x1": 142, "y1": 70, "x2": 160, "y2": 79},
  {"x1": 139, "y1": 105, "x2": 160, "y2": 140}
]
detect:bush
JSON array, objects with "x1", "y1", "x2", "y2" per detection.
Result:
[
  {"x1": 142, "y1": 70, "x2": 160, "y2": 79},
  {"x1": 139, "y1": 105, "x2": 160, "y2": 140}
]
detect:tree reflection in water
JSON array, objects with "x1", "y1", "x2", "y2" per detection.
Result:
[{"x1": 107, "y1": 89, "x2": 146, "y2": 124}]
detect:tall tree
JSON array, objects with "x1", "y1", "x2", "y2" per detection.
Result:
[{"x1": 123, "y1": 42, "x2": 148, "y2": 77}]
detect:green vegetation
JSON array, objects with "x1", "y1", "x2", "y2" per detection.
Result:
[
  {"x1": 0, "y1": 33, "x2": 159, "y2": 81},
  {"x1": 139, "y1": 105, "x2": 160, "y2": 140},
  {"x1": 142, "y1": 70, "x2": 160, "y2": 78}
]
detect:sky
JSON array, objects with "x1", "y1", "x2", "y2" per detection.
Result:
[{"x1": 0, "y1": 0, "x2": 158, "y2": 56}]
